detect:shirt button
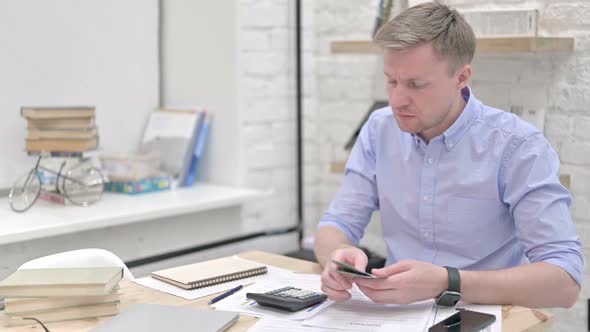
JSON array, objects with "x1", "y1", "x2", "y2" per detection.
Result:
[
  {"x1": 423, "y1": 231, "x2": 429, "y2": 238},
  {"x1": 423, "y1": 195, "x2": 430, "y2": 201},
  {"x1": 427, "y1": 158, "x2": 433, "y2": 165},
  {"x1": 448, "y1": 143, "x2": 454, "y2": 148}
]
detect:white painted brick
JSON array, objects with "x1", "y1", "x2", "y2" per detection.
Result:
[
  {"x1": 508, "y1": 86, "x2": 548, "y2": 110},
  {"x1": 239, "y1": 0, "x2": 289, "y2": 28},
  {"x1": 241, "y1": 98, "x2": 295, "y2": 124},
  {"x1": 240, "y1": 30, "x2": 272, "y2": 52},
  {"x1": 243, "y1": 169, "x2": 273, "y2": 189},
  {"x1": 572, "y1": 195, "x2": 590, "y2": 224},
  {"x1": 271, "y1": 167, "x2": 295, "y2": 190},
  {"x1": 242, "y1": 52, "x2": 291, "y2": 76},
  {"x1": 316, "y1": 57, "x2": 379, "y2": 79},
  {"x1": 318, "y1": 144, "x2": 333, "y2": 164},
  {"x1": 245, "y1": 143, "x2": 275, "y2": 169},
  {"x1": 304, "y1": 144, "x2": 320, "y2": 164},
  {"x1": 304, "y1": 164, "x2": 321, "y2": 185},
  {"x1": 561, "y1": 142, "x2": 590, "y2": 166},
  {"x1": 273, "y1": 142, "x2": 296, "y2": 167},
  {"x1": 570, "y1": 31, "x2": 590, "y2": 54},
  {"x1": 318, "y1": 77, "x2": 372, "y2": 101},
  {"x1": 323, "y1": 121, "x2": 354, "y2": 146},
  {"x1": 544, "y1": 113, "x2": 572, "y2": 141},
  {"x1": 320, "y1": 101, "x2": 371, "y2": 125},
  {"x1": 571, "y1": 167, "x2": 590, "y2": 197},
  {"x1": 548, "y1": 85, "x2": 590, "y2": 112},
  {"x1": 469, "y1": 82, "x2": 510, "y2": 111},
  {"x1": 269, "y1": 28, "x2": 294, "y2": 51},
  {"x1": 574, "y1": 117, "x2": 590, "y2": 141},
  {"x1": 242, "y1": 123, "x2": 272, "y2": 146},
  {"x1": 556, "y1": 56, "x2": 590, "y2": 87},
  {"x1": 303, "y1": 121, "x2": 319, "y2": 143},
  {"x1": 471, "y1": 58, "x2": 525, "y2": 83},
  {"x1": 240, "y1": 76, "x2": 293, "y2": 99},
  {"x1": 541, "y1": 2, "x2": 590, "y2": 34},
  {"x1": 271, "y1": 121, "x2": 296, "y2": 144}
]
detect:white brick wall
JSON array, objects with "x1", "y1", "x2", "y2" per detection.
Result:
[
  {"x1": 237, "y1": 0, "x2": 298, "y2": 234},
  {"x1": 305, "y1": 1, "x2": 590, "y2": 330}
]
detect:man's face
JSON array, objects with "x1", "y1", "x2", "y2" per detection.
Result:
[{"x1": 383, "y1": 43, "x2": 468, "y2": 142}]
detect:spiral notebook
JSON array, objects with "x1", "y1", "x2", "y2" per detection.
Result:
[{"x1": 150, "y1": 257, "x2": 267, "y2": 290}]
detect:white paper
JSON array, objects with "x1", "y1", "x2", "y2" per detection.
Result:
[
  {"x1": 303, "y1": 286, "x2": 433, "y2": 332},
  {"x1": 212, "y1": 273, "x2": 333, "y2": 320},
  {"x1": 133, "y1": 257, "x2": 295, "y2": 301},
  {"x1": 430, "y1": 302, "x2": 502, "y2": 332},
  {"x1": 247, "y1": 318, "x2": 338, "y2": 332}
]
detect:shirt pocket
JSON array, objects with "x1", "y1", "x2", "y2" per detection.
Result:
[{"x1": 446, "y1": 195, "x2": 509, "y2": 260}]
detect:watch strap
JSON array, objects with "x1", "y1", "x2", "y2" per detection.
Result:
[{"x1": 445, "y1": 266, "x2": 461, "y2": 293}]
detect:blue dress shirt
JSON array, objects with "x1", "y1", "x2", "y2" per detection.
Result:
[{"x1": 319, "y1": 87, "x2": 584, "y2": 286}]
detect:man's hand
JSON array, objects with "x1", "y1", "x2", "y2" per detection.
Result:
[
  {"x1": 354, "y1": 260, "x2": 448, "y2": 304},
  {"x1": 320, "y1": 246, "x2": 368, "y2": 302}
]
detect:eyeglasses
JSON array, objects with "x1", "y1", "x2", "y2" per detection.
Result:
[{"x1": 9, "y1": 153, "x2": 104, "y2": 212}]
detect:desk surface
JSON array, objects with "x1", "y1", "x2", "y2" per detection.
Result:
[{"x1": 1, "y1": 251, "x2": 552, "y2": 332}]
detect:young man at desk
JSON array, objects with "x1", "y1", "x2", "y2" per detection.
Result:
[{"x1": 315, "y1": 2, "x2": 583, "y2": 309}]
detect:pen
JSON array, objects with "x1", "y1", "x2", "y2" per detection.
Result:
[{"x1": 208, "y1": 285, "x2": 244, "y2": 305}]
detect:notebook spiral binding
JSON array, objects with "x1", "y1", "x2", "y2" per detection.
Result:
[{"x1": 189, "y1": 267, "x2": 268, "y2": 289}]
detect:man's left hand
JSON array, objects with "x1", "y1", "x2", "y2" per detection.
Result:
[{"x1": 354, "y1": 260, "x2": 448, "y2": 304}]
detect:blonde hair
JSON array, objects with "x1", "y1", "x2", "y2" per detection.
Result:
[{"x1": 373, "y1": 1, "x2": 475, "y2": 74}]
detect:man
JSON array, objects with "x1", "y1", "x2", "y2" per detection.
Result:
[{"x1": 315, "y1": 2, "x2": 583, "y2": 309}]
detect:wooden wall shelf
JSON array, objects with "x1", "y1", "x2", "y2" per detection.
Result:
[{"x1": 331, "y1": 37, "x2": 575, "y2": 54}]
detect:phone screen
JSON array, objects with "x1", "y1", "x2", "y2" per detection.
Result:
[{"x1": 428, "y1": 310, "x2": 496, "y2": 332}]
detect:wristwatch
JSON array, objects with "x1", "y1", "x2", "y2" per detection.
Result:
[{"x1": 435, "y1": 266, "x2": 461, "y2": 307}]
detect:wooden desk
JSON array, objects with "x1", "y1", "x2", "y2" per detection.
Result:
[{"x1": 1, "y1": 251, "x2": 552, "y2": 332}]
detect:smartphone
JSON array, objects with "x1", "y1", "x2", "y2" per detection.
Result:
[
  {"x1": 429, "y1": 309, "x2": 496, "y2": 332},
  {"x1": 331, "y1": 259, "x2": 378, "y2": 279}
]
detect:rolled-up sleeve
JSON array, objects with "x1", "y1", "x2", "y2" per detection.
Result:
[
  {"x1": 318, "y1": 114, "x2": 380, "y2": 245},
  {"x1": 501, "y1": 133, "x2": 584, "y2": 286}
]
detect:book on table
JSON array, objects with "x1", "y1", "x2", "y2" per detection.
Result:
[
  {"x1": 1, "y1": 302, "x2": 119, "y2": 327},
  {"x1": 0, "y1": 267, "x2": 123, "y2": 298},
  {"x1": 4, "y1": 286, "x2": 120, "y2": 314},
  {"x1": 151, "y1": 257, "x2": 267, "y2": 290}
]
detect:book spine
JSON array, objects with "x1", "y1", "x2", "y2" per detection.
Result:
[
  {"x1": 185, "y1": 113, "x2": 210, "y2": 186},
  {"x1": 178, "y1": 111, "x2": 204, "y2": 186}
]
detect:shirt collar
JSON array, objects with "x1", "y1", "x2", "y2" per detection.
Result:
[{"x1": 442, "y1": 85, "x2": 478, "y2": 151}]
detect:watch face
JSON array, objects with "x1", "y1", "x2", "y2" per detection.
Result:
[{"x1": 437, "y1": 291, "x2": 461, "y2": 307}]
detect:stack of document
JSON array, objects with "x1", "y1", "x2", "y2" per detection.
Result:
[{"x1": 214, "y1": 277, "x2": 501, "y2": 332}]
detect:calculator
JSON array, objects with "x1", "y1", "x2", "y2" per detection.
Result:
[{"x1": 246, "y1": 286, "x2": 328, "y2": 312}]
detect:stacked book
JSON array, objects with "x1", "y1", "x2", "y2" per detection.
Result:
[
  {"x1": 21, "y1": 106, "x2": 98, "y2": 153},
  {"x1": 0, "y1": 267, "x2": 123, "y2": 327}
]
